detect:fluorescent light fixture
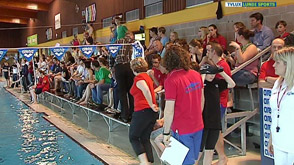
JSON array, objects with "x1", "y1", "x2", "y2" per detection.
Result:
[
  {"x1": 27, "y1": 4, "x2": 38, "y2": 10},
  {"x1": 12, "y1": 19, "x2": 20, "y2": 23}
]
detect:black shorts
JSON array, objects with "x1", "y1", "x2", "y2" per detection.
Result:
[
  {"x1": 35, "y1": 88, "x2": 42, "y2": 95},
  {"x1": 4, "y1": 72, "x2": 9, "y2": 80},
  {"x1": 200, "y1": 128, "x2": 220, "y2": 151}
]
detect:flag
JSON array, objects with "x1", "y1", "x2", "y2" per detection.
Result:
[
  {"x1": 80, "y1": 46, "x2": 96, "y2": 58},
  {"x1": 132, "y1": 41, "x2": 144, "y2": 59},
  {"x1": 106, "y1": 45, "x2": 122, "y2": 58},
  {"x1": 50, "y1": 47, "x2": 69, "y2": 61},
  {"x1": 18, "y1": 48, "x2": 38, "y2": 62},
  {"x1": 0, "y1": 49, "x2": 8, "y2": 62}
]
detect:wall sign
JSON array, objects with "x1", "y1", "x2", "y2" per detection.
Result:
[
  {"x1": 55, "y1": 13, "x2": 61, "y2": 30},
  {"x1": 27, "y1": 34, "x2": 38, "y2": 47}
]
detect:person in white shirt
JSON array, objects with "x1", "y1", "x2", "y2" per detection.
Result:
[{"x1": 269, "y1": 47, "x2": 294, "y2": 165}]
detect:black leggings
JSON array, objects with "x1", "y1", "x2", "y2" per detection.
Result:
[
  {"x1": 114, "y1": 63, "x2": 134, "y2": 120},
  {"x1": 129, "y1": 108, "x2": 157, "y2": 163},
  {"x1": 200, "y1": 128, "x2": 220, "y2": 151}
]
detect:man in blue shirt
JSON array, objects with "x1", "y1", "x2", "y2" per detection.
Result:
[
  {"x1": 158, "y1": 27, "x2": 169, "y2": 47},
  {"x1": 249, "y1": 12, "x2": 274, "y2": 60}
]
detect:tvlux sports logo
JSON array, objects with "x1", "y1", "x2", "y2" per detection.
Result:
[{"x1": 225, "y1": 2, "x2": 277, "y2": 7}]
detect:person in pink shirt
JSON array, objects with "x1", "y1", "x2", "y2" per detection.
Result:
[{"x1": 162, "y1": 45, "x2": 204, "y2": 165}]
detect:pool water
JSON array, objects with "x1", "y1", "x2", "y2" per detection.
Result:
[{"x1": 0, "y1": 86, "x2": 103, "y2": 165}]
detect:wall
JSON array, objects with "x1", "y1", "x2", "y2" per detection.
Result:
[
  {"x1": 164, "y1": 4, "x2": 294, "y2": 47},
  {"x1": 0, "y1": 23, "x2": 24, "y2": 48},
  {"x1": 19, "y1": 0, "x2": 145, "y2": 46},
  {"x1": 37, "y1": 0, "x2": 294, "y2": 47}
]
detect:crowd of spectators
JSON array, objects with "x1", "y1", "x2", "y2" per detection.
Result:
[{"x1": 1, "y1": 11, "x2": 294, "y2": 165}]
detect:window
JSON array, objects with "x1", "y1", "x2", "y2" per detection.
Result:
[
  {"x1": 145, "y1": 1, "x2": 163, "y2": 17},
  {"x1": 126, "y1": 9, "x2": 139, "y2": 22},
  {"x1": 186, "y1": 0, "x2": 213, "y2": 8},
  {"x1": 102, "y1": 17, "x2": 112, "y2": 28},
  {"x1": 144, "y1": 0, "x2": 162, "y2": 6}
]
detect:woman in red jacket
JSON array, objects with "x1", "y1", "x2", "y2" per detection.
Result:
[
  {"x1": 129, "y1": 57, "x2": 158, "y2": 164},
  {"x1": 29, "y1": 70, "x2": 50, "y2": 104}
]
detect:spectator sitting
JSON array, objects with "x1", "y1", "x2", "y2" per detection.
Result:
[
  {"x1": 60, "y1": 61, "x2": 71, "y2": 93},
  {"x1": 38, "y1": 55, "x2": 47, "y2": 72},
  {"x1": 233, "y1": 22, "x2": 246, "y2": 45},
  {"x1": 83, "y1": 32, "x2": 94, "y2": 45},
  {"x1": 275, "y1": 20, "x2": 290, "y2": 39},
  {"x1": 249, "y1": 12, "x2": 274, "y2": 61},
  {"x1": 75, "y1": 60, "x2": 94, "y2": 101},
  {"x1": 203, "y1": 24, "x2": 227, "y2": 51},
  {"x1": 147, "y1": 54, "x2": 167, "y2": 93},
  {"x1": 189, "y1": 39, "x2": 204, "y2": 64},
  {"x1": 145, "y1": 27, "x2": 161, "y2": 56},
  {"x1": 91, "y1": 57, "x2": 111, "y2": 108},
  {"x1": 147, "y1": 54, "x2": 167, "y2": 111},
  {"x1": 71, "y1": 34, "x2": 80, "y2": 46},
  {"x1": 145, "y1": 40, "x2": 163, "y2": 69},
  {"x1": 175, "y1": 39, "x2": 189, "y2": 52},
  {"x1": 158, "y1": 27, "x2": 169, "y2": 47},
  {"x1": 65, "y1": 57, "x2": 85, "y2": 98},
  {"x1": 258, "y1": 38, "x2": 285, "y2": 89},
  {"x1": 230, "y1": 28, "x2": 258, "y2": 86},
  {"x1": 169, "y1": 31, "x2": 179, "y2": 43},
  {"x1": 29, "y1": 70, "x2": 50, "y2": 104},
  {"x1": 197, "y1": 26, "x2": 209, "y2": 44},
  {"x1": 51, "y1": 59, "x2": 63, "y2": 93},
  {"x1": 76, "y1": 60, "x2": 99, "y2": 105}
]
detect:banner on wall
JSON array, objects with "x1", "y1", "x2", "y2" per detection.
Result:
[
  {"x1": 55, "y1": 13, "x2": 61, "y2": 30},
  {"x1": 50, "y1": 47, "x2": 69, "y2": 61},
  {"x1": 18, "y1": 48, "x2": 38, "y2": 62},
  {"x1": 132, "y1": 41, "x2": 144, "y2": 59},
  {"x1": 0, "y1": 49, "x2": 8, "y2": 61},
  {"x1": 85, "y1": 3, "x2": 96, "y2": 23},
  {"x1": 106, "y1": 45, "x2": 122, "y2": 58},
  {"x1": 80, "y1": 46, "x2": 96, "y2": 58},
  {"x1": 260, "y1": 88, "x2": 274, "y2": 160},
  {"x1": 27, "y1": 34, "x2": 38, "y2": 47}
]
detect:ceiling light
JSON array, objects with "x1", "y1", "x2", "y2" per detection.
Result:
[
  {"x1": 12, "y1": 19, "x2": 20, "y2": 23},
  {"x1": 27, "y1": 4, "x2": 38, "y2": 10}
]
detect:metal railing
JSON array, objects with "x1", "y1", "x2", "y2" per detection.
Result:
[{"x1": 223, "y1": 45, "x2": 271, "y2": 155}]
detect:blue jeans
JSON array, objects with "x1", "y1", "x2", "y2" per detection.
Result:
[
  {"x1": 172, "y1": 129, "x2": 203, "y2": 165},
  {"x1": 77, "y1": 83, "x2": 88, "y2": 99},
  {"x1": 96, "y1": 83, "x2": 111, "y2": 104},
  {"x1": 232, "y1": 69, "x2": 257, "y2": 86},
  {"x1": 28, "y1": 73, "x2": 33, "y2": 85},
  {"x1": 91, "y1": 87, "x2": 98, "y2": 103}
]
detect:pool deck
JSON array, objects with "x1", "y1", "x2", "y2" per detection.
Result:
[
  {"x1": 4, "y1": 86, "x2": 139, "y2": 165},
  {"x1": 3, "y1": 81, "x2": 262, "y2": 165}
]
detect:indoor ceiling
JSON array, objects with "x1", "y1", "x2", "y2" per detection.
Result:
[{"x1": 0, "y1": 0, "x2": 54, "y2": 25}]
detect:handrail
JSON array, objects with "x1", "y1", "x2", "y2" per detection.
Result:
[{"x1": 231, "y1": 46, "x2": 271, "y2": 75}]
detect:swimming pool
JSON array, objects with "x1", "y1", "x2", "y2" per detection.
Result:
[{"x1": 0, "y1": 85, "x2": 104, "y2": 165}]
